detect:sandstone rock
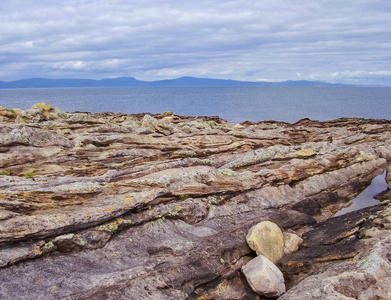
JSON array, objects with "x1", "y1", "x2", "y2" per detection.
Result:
[
  {"x1": 242, "y1": 255, "x2": 286, "y2": 297},
  {"x1": 0, "y1": 125, "x2": 71, "y2": 147},
  {"x1": 246, "y1": 221, "x2": 284, "y2": 263},
  {"x1": 279, "y1": 202, "x2": 391, "y2": 299},
  {"x1": 67, "y1": 113, "x2": 104, "y2": 124},
  {"x1": 15, "y1": 102, "x2": 67, "y2": 123},
  {"x1": 0, "y1": 106, "x2": 17, "y2": 122},
  {"x1": 283, "y1": 232, "x2": 303, "y2": 255},
  {"x1": 141, "y1": 114, "x2": 172, "y2": 135},
  {"x1": 0, "y1": 104, "x2": 390, "y2": 299}
]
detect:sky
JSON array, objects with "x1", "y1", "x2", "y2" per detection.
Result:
[{"x1": 1, "y1": 0, "x2": 390, "y2": 85}]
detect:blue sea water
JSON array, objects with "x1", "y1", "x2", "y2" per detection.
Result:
[{"x1": 0, "y1": 86, "x2": 390, "y2": 123}]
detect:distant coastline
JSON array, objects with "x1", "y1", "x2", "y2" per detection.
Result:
[{"x1": 0, "y1": 76, "x2": 373, "y2": 89}]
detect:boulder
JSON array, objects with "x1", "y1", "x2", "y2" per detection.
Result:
[
  {"x1": 16, "y1": 102, "x2": 67, "y2": 123},
  {"x1": 0, "y1": 106, "x2": 16, "y2": 121},
  {"x1": 387, "y1": 165, "x2": 391, "y2": 188},
  {"x1": 246, "y1": 221, "x2": 284, "y2": 263},
  {"x1": 242, "y1": 255, "x2": 286, "y2": 298},
  {"x1": 283, "y1": 232, "x2": 303, "y2": 255}
]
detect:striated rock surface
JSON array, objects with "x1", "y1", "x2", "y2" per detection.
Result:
[
  {"x1": 278, "y1": 203, "x2": 391, "y2": 299},
  {"x1": 0, "y1": 104, "x2": 390, "y2": 299}
]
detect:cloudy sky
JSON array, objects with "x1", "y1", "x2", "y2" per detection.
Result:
[{"x1": 1, "y1": 0, "x2": 390, "y2": 85}]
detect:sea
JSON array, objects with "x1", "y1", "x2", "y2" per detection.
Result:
[{"x1": 0, "y1": 86, "x2": 390, "y2": 123}]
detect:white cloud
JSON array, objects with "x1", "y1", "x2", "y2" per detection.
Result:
[{"x1": 0, "y1": 0, "x2": 390, "y2": 85}]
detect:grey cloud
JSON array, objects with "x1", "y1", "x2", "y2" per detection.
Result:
[{"x1": 0, "y1": 0, "x2": 390, "y2": 84}]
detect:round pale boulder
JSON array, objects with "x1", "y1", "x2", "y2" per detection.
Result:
[
  {"x1": 242, "y1": 255, "x2": 286, "y2": 298},
  {"x1": 246, "y1": 221, "x2": 284, "y2": 263}
]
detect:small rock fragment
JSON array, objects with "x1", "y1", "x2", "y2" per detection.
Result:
[{"x1": 283, "y1": 232, "x2": 303, "y2": 255}]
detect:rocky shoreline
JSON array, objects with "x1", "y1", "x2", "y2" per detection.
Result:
[{"x1": 0, "y1": 103, "x2": 390, "y2": 299}]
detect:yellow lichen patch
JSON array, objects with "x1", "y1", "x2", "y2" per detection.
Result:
[
  {"x1": 51, "y1": 286, "x2": 58, "y2": 291},
  {"x1": 197, "y1": 296, "x2": 213, "y2": 300},
  {"x1": 287, "y1": 261, "x2": 304, "y2": 267},
  {"x1": 175, "y1": 206, "x2": 182, "y2": 211},
  {"x1": 95, "y1": 218, "x2": 131, "y2": 232},
  {"x1": 36, "y1": 102, "x2": 53, "y2": 111},
  {"x1": 292, "y1": 149, "x2": 315, "y2": 157},
  {"x1": 214, "y1": 180, "x2": 229, "y2": 184},
  {"x1": 56, "y1": 215, "x2": 66, "y2": 221},
  {"x1": 23, "y1": 192, "x2": 30, "y2": 197},
  {"x1": 315, "y1": 254, "x2": 356, "y2": 262},
  {"x1": 123, "y1": 197, "x2": 135, "y2": 206},
  {"x1": 36, "y1": 103, "x2": 53, "y2": 119}
]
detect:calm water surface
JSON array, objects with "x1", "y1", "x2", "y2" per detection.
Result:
[
  {"x1": 0, "y1": 86, "x2": 390, "y2": 123},
  {"x1": 334, "y1": 170, "x2": 389, "y2": 217}
]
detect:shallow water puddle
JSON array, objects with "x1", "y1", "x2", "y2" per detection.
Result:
[{"x1": 334, "y1": 170, "x2": 389, "y2": 217}]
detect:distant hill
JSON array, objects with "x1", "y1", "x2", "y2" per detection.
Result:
[{"x1": 0, "y1": 76, "x2": 358, "y2": 89}]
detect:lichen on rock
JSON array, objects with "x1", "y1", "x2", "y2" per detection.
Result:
[
  {"x1": 16, "y1": 102, "x2": 67, "y2": 123},
  {"x1": 0, "y1": 104, "x2": 390, "y2": 299}
]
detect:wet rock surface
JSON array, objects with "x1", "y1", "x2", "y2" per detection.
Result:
[{"x1": 0, "y1": 103, "x2": 390, "y2": 299}]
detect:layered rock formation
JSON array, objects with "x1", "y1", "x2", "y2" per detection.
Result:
[{"x1": 0, "y1": 103, "x2": 390, "y2": 299}]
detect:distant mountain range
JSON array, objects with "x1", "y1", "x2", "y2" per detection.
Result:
[{"x1": 0, "y1": 76, "x2": 360, "y2": 88}]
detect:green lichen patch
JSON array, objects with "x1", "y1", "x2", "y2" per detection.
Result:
[
  {"x1": 43, "y1": 241, "x2": 55, "y2": 250},
  {"x1": 357, "y1": 242, "x2": 391, "y2": 276},
  {"x1": 75, "y1": 236, "x2": 85, "y2": 246}
]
